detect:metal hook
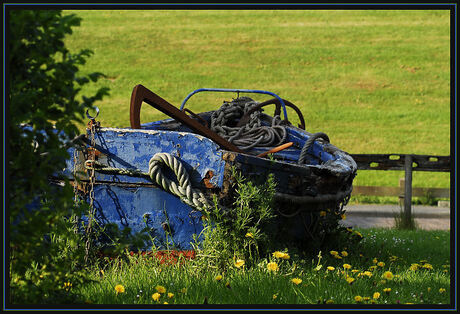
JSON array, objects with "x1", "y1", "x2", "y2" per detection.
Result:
[{"x1": 86, "y1": 106, "x2": 100, "y2": 120}]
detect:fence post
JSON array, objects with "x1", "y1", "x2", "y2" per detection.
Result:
[
  {"x1": 404, "y1": 154, "x2": 413, "y2": 226},
  {"x1": 399, "y1": 178, "x2": 405, "y2": 205}
]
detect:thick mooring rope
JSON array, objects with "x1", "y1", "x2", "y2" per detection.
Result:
[
  {"x1": 148, "y1": 153, "x2": 211, "y2": 209},
  {"x1": 85, "y1": 152, "x2": 211, "y2": 209},
  {"x1": 210, "y1": 97, "x2": 287, "y2": 150}
]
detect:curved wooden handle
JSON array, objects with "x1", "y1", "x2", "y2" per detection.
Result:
[
  {"x1": 257, "y1": 142, "x2": 294, "y2": 158},
  {"x1": 129, "y1": 84, "x2": 244, "y2": 153}
]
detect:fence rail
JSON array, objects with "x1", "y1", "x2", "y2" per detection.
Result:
[{"x1": 349, "y1": 154, "x2": 451, "y2": 226}]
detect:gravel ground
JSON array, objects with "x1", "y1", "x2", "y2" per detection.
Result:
[{"x1": 340, "y1": 204, "x2": 451, "y2": 230}]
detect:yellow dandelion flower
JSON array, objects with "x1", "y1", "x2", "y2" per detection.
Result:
[
  {"x1": 272, "y1": 251, "x2": 290, "y2": 259},
  {"x1": 341, "y1": 213, "x2": 346, "y2": 220},
  {"x1": 167, "y1": 292, "x2": 174, "y2": 298},
  {"x1": 363, "y1": 297, "x2": 370, "y2": 301},
  {"x1": 409, "y1": 263, "x2": 419, "y2": 271},
  {"x1": 245, "y1": 232, "x2": 253, "y2": 238},
  {"x1": 329, "y1": 250, "x2": 339, "y2": 256},
  {"x1": 267, "y1": 262, "x2": 279, "y2": 272},
  {"x1": 281, "y1": 253, "x2": 290, "y2": 260},
  {"x1": 334, "y1": 255, "x2": 342, "y2": 259},
  {"x1": 327, "y1": 266, "x2": 335, "y2": 271},
  {"x1": 291, "y1": 278, "x2": 302, "y2": 285},
  {"x1": 155, "y1": 285, "x2": 166, "y2": 294},
  {"x1": 273, "y1": 251, "x2": 284, "y2": 258},
  {"x1": 372, "y1": 258, "x2": 378, "y2": 264},
  {"x1": 152, "y1": 292, "x2": 161, "y2": 301},
  {"x1": 326, "y1": 299, "x2": 334, "y2": 304},
  {"x1": 319, "y1": 211, "x2": 327, "y2": 217},
  {"x1": 115, "y1": 284, "x2": 125, "y2": 294},
  {"x1": 163, "y1": 301, "x2": 168, "y2": 304},
  {"x1": 377, "y1": 262, "x2": 385, "y2": 267},
  {"x1": 346, "y1": 277, "x2": 355, "y2": 284},
  {"x1": 215, "y1": 274, "x2": 223, "y2": 281},
  {"x1": 373, "y1": 292, "x2": 380, "y2": 299},
  {"x1": 382, "y1": 271, "x2": 394, "y2": 280},
  {"x1": 369, "y1": 265, "x2": 377, "y2": 271},
  {"x1": 235, "y1": 259, "x2": 245, "y2": 268},
  {"x1": 273, "y1": 294, "x2": 278, "y2": 300},
  {"x1": 63, "y1": 282, "x2": 72, "y2": 290},
  {"x1": 363, "y1": 271, "x2": 373, "y2": 277},
  {"x1": 343, "y1": 264, "x2": 352, "y2": 270},
  {"x1": 341, "y1": 251, "x2": 348, "y2": 257},
  {"x1": 354, "y1": 231, "x2": 363, "y2": 238},
  {"x1": 439, "y1": 288, "x2": 446, "y2": 293},
  {"x1": 383, "y1": 288, "x2": 391, "y2": 293},
  {"x1": 422, "y1": 263, "x2": 433, "y2": 270},
  {"x1": 351, "y1": 269, "x2": 359, "y2": 273},
  {"x1": 354, "y1": 295, "x2": 363, "y2": 302}
]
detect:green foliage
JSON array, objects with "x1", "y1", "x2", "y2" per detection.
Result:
[
  {"x1": 7, "y1": 10, "x2": 109, "y2": 304},
  {"x1": 193, "y1": 167, "x2": 277, "y2": 271}
]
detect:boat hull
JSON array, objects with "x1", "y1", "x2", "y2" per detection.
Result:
[{"x1": 67, "y1": 121, "x2": 356, "y2": 250}]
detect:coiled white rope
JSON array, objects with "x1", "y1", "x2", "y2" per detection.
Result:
[
  {"x1": 85, "y1": 152, "x2": 211, "y2": 209},
  {"x1": 147, "y1": 153, "x2": 211, "y2": 209}
]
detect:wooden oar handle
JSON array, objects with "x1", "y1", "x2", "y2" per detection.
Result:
[{"x1": 257, "y1": 142, "x2": 294, "y2": 158}]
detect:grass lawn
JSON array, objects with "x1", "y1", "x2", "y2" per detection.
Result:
[
  {"x1": 63, "y1": 9, "x2": 451, "y2": 192},
  {"x1": 74, "y1": 228, "x2": 451, "y2": 306}
]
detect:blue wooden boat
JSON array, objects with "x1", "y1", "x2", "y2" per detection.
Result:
[{"x1": 65, "y1": 85, "x2": 357, "y2": 251}]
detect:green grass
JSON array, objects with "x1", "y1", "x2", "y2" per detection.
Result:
[
  {"x1": 63, "y1": 9, "x2": 451, "y2": 192},
  {"x1": 74, "y1": 228, "x2": 451, "y2": 305}
]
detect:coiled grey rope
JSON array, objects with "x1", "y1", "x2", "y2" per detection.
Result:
[
  {"x1": 85, "y1": 152, "x2": 211, "y2": 209},
  {"x1": 210, "y1": 97, "x2": 287, "y2": 150}
]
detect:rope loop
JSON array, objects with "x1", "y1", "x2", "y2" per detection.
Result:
[
  {"x1": 148, "y1": 153, "x2": 211, "y2": 209},
  {"x1": 298, "y1": 132, "x2": 330, "y2": 164}
]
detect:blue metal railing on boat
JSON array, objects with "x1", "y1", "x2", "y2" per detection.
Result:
[{"x1": 180, "y1": 88, "x2": 289, "y2": 121}]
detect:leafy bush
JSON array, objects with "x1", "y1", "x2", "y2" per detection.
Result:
[
  {"x1": 193, "y1": 167, "x2": 277, "y2": 271},
  {"x1": 7, "y1": 10, "x2": 109, "y2": 304}
]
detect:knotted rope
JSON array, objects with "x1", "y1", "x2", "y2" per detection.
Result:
[
  {"x1": 148, "y1": 153, "x2": 211, "y2": 209},
  {"x1": 210, "y1": 97, "x2": 287, "y2": 150},
  {"x1": 85, "y1": 152, "x2": 211, "y2": 210}
]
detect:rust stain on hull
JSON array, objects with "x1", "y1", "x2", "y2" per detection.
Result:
[{"x1": 202, "y1": 170, "x2": 216, "y2": 188}]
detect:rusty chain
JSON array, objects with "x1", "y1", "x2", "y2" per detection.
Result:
[{"x1": 84, "y1": 109, "x2": 100, "y2": 264}]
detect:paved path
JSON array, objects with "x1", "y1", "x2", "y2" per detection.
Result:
[{"x1": 340, "y1": 204, "x2": 451, "y2": 230}]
